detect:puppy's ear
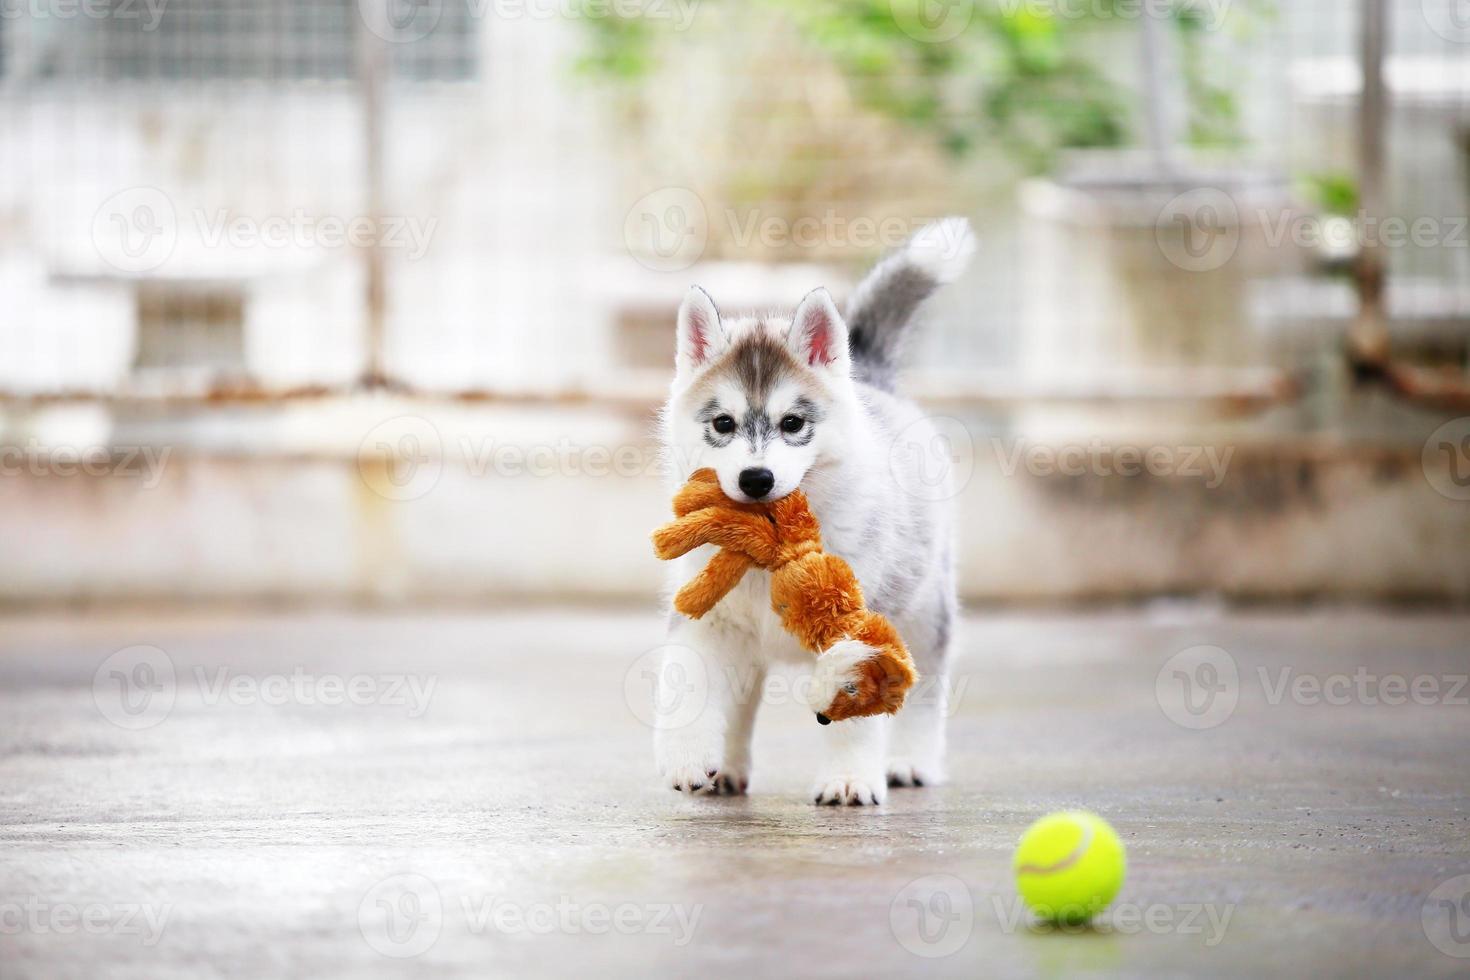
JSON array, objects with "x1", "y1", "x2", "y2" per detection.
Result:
[
  {"x1": 675, "y1": 286, "x2": 728, "y2": 377},
  {"x1": 786, "y1": 287, "x2": 850, "y2": 375}
]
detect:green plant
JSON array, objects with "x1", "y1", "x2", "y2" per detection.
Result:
[
  {"x1": 1300, "y1": 173, "x2": 1360, "y2": 216},
  {"x1": 575, "y1": 0, "x2": 1269, "y2": 174}
]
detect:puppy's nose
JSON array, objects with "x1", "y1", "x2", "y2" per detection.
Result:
[
  {"x1": 738, "y1": 467, "x2": 775, "y2": 500},
  {"x1": 815, "y1": 713, "x2": 832, "y2": 726}
]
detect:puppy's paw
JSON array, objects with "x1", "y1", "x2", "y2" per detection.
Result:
[
  {"x1": 658, "y1": 733, "x2": 748, "y2": 796},
  {"x1": 663, "y1": 764, "x2": 748, "y2": 796},
  {"x1": 665, "y1": 764, "x2": 718, "y2": 795},
  {"x1": 812, "y1": 775, "x2": 886, "y2": 806},
  {"x1": 886, "y1": 760, "x2": 943, "y2": 789},
  {"x1": 708, "y1": 768, "x2": 749, "y2": 796}
]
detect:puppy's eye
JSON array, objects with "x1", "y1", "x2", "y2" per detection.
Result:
[
  {"x1": 843, "y1": 682, "x2": 858, "y2": 696},
  {"x1": 780, "y1": 415, "x2": 805, "y2": 434},
  {"x1": 711, "y1": 415, "x2": 736, "y2": 434}
]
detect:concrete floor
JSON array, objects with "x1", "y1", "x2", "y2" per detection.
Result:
[{"x1": 1, "y1": 607, "x2": 1468, "y2": 978}]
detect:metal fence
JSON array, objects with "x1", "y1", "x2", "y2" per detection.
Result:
[{"x1": 0, "y1": 0, "x2": 1465, "y2": 412}]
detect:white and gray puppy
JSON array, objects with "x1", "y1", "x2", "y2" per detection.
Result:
[{"x1": 657, "y1": 217, "x2": 975, "y2": 805}]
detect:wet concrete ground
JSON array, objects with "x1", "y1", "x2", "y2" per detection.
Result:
[{"x1": 1, "y1": 606, "x2": 1468, "y2": 978}]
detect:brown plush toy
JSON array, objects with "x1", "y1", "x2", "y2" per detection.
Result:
[{"x1": 651, "y1": 469, "x2": 918, "y2": 722}]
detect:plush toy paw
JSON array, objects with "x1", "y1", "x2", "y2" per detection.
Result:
[{"x1": 812, "y1": 775, "x2": 887, "y2": 806}]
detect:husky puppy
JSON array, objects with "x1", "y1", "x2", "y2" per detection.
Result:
[{"x1": 656, "y1": 217, "x2": 974, "y2": 805}]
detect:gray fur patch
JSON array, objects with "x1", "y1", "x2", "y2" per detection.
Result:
[
  {"x1": 846, "y1": 263, "x2": 939, "y2": 391},
  {"x1": 729, "y1": 331, "x2": 800, "y2": 404},
  {"x1": 697, "y1": 397, "x2": 734, "y2": 448}
]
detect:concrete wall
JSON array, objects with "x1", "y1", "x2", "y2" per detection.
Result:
[{"x1": 3, "y1": 407, "x2": 1468, "y2": 604}]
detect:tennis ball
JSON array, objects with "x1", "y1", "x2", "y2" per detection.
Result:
[{"x1": 1014, "y1": 811, "x2": 1126, "y2": 924}]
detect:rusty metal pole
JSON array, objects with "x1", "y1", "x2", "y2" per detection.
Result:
[
  {"x1": 1350, "y1": 0, "x2": 1389, "y2": 373},
  {"x1": 356, "y1": 14, "x2": 389, "y2": 388}
]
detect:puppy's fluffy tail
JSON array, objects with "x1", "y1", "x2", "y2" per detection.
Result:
[{"x1": 845, "y1": 216, "x2": 975, "y2": 391}]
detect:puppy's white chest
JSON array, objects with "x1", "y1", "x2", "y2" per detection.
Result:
[{"x1": 708, "y1": 565, "x2": 808, "y2": 665}]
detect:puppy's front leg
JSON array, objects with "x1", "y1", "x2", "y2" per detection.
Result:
[
  {"x1": 653, "y1": 615, "x2": 756, "y2": 796},
  {"x1": 812, "y1": 714, "x2": 889, "y2": 806}
]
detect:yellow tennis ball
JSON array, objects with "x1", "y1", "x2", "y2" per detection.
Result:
[{"x1": 1014, "y1": 811, "x2": 1126, "y2": 924}]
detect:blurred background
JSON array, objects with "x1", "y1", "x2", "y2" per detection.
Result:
[{"x1": 2, "y1": 0, "x2": 1469, "y2": 605}]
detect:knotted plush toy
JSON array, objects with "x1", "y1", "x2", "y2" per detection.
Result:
[{"x1": 651, "y1": 469, "x2": 918, "y2": 722}]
